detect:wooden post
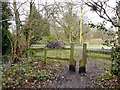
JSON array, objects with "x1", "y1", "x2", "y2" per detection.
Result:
[
  {"x1": 79, "y1": 43, "x2": 87, "y2": 73},
  {"x1": 44, "y1": 47, "x2": 47, "y2": 65},
  {"x1": 69, "y1": 42, "x2": 76, "y2": 72},
  {"x1": 111, "y1": 47, "x2": 114, "y2": 74}
]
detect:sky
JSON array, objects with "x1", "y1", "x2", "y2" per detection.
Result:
[{"x1": 8, "y1": 0, "x2": 117, "y2": 29}]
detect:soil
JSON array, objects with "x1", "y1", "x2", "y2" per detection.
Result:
[{"x1": 50, "y1": 59, "x2": 112, "y2": 88}]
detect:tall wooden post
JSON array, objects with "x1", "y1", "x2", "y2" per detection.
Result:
[
  {"x1": 69, "y1": 42, "x2": 76, "y2": 72},
  {"x1": 44, "y1": 47, "x2": 47, "y2": 65},
  {"x1": 79, "y1": 43, "x2": 87, "y2": 73}
]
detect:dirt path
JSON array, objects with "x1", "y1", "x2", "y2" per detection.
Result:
[{"x1": 51, "y1": 57, "x2": 111, "y2": 88}]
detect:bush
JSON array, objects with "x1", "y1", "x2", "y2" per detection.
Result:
[
  {"x1": 46, "y1": 40, "x2": 65, "y2": 49},
  {"x1": 111, "y1": 46, "x2": 120, "y2": 76}
]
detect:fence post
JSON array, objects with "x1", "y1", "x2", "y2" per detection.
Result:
[
  {"x1": 69, "y1": 42, "x2": 76, "y2": 72},
  {"x1": 110, "y1": 47, "x2": 114, "y2": 75},
  {"x1": 44, "y1": 47, "x2": 47, "y2": 65},
  {"x1": 79, "y1": 43, "x2": 87, "y2": 73}
]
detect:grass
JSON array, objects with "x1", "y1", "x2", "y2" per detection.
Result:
[
  {"x1": 30, "y1": 45, "x2": 83, "y2": 62},
  {"x1": 30, "y1": 48, "x2": 71, "y2": 62}
]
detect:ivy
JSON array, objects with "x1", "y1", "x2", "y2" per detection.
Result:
[{"x1": 111, "y1": 47, "x2": 120, "y2": 76}]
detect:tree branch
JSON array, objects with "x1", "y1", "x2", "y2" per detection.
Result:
[{"x1": 84, "y1": 0, "x2": 120, "y2": 28}]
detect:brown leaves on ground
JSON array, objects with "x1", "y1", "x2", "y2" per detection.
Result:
[
  {"x1": 94, "y1": 72, "x2": 120, "y2": 88},
  {"x1": 2, "y1": 59, "x2": 65, "y2": 89},
  {"x1": 3, "y1": 59, "x2": 120, "y2": 89}
]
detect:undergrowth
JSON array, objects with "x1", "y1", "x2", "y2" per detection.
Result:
[{"x1": 2, "y1": 58, "x2": 57, "y2": 88}]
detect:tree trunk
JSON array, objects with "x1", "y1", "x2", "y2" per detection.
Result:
[
  {"x1": 26, "y1": 0, "x2": 33, "y2": 59},
  {"x1": 13, "y1": 0, "x2": 21, "y2": 56},
  {"x1": 0, "y1": 2, "x2": 2, "y2": 55},
  {"x1": 118, "y1": 27, "x2": 120, "y2": 46},
  {"x1": 118, "y1": 2, "x2": 120, "y2": 46},
  {"x1": 27, "y1": 1, "x2": 33, "y2": 49},
  {"x1": 80, "y1": 6, "x2": 83, "y2": 45}
]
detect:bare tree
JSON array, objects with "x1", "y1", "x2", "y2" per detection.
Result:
[
  {"x1": 12, "y1": 0, "x2": 30, "y2": 60},
  {"x1": 44, "y1": 2, "x2": 80, "y2": 43},
  {"x1": 84, "y1": 0, "x2": 120, "y2": 46},
  {"x1": 13, "y1": 0, "x2": 22, "y2": 57}
]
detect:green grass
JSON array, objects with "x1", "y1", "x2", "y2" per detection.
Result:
[
  {"x1": 47, "y1": 50, "x2": 70, "y2": 58},
  {"x1": 31, "y1": 48, "x2": 70, "y2": 62},
  {"x1": 30, "y1": 45, "x2": 112, "y2": 62},
  {"x1": 30, "y1": 45, "x2": 83, "y2": 61}
]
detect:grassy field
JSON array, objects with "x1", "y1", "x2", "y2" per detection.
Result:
[{"x1": 30, "y1": 46, "x2": 83, "y2": 62}]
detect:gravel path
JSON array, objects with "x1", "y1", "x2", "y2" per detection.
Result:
[{"x1": 52, "y1": 57, "x2": 111, "y2": 88}]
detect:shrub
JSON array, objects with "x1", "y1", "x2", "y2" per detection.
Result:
[{"x1": 46, "y1": 40, "x2": 65, "y2": 49}]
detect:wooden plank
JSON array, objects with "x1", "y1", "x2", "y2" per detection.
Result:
[
  {"x1": 31, "y1": 55, "x2": 70, "y2": 61},
  {"x1": 30, "y1": 55, "x2": 44, "y2": 58},
  {"x1": 46, "y1": 48, "x2": 71, "y2": 50},
  {"x1": 29, "y1": 48, "x2": 44, "y2": 51},
  {"x1": 47, "y1": 57, "x2": 70, "y2": 61},
  {"x1": 44, "y1": 47, "x2": 47, "y2": 64},
  {"x1": 87, "y1": 54, "x2": 111, "y2": 60},
  {"x1": 30, "y1": 47, "x2": 71, "y2": 51},
  {"x1": 86, "y1": 50, "x2": 111, "y2": 55}
]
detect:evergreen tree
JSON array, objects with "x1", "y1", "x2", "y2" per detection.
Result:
[
  {"x1": 2, "y1": 2, "x2": 13, "y2": 55},
  {"x1": 24, "y1": 4, "x2": 50, "y2": 44}
]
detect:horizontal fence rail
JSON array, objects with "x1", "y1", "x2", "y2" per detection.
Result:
[
  {"x1": 46, "y1": 57, "x2": 70, "y2": 61},
  {"x1": 30, "y1": 47, "x2": 71, "y2": 50},
  {"x1": 86, "y1": 49, "x2": 111, "y2": 61},
  {"x1": 87, "y1": 54, "x2": 111, "y2": 60},
  {"x1": 87, "y1": 50, "x2": 111, "y2": 60},
  {"x1": 29, "y1": 46, "x2": 71, "y2": 64},
  {"x1": 86, "y1": 50, "x2": 111, "y2": 55}
]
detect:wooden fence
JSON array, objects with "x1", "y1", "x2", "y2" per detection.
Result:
[
  {"x1": 30, "y1": 43, "x2": 111, "y2": 73},
  {"x1": 79, "y1": 43, "x2": 112, "y2": 73},
  {"x1": 30, "y1": 43, "x2": 76, "y2": 72}
]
